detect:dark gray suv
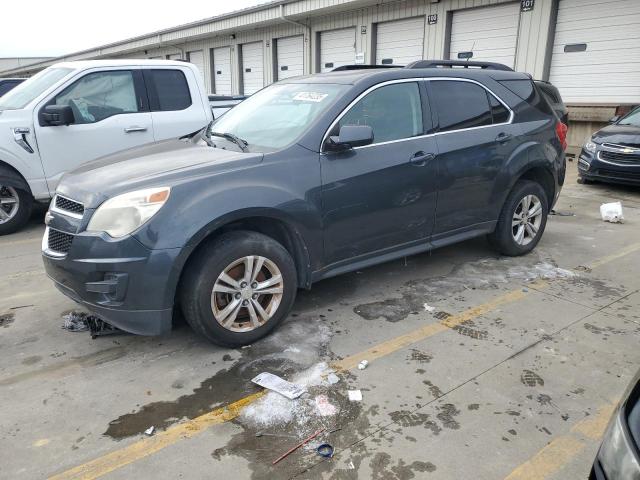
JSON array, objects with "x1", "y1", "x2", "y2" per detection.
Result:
[{"x1": 42, "y1": 61, "x2": 567, "y2": 347}]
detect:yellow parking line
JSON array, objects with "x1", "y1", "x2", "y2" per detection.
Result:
[
  {"x1": 48, "y1": 391, "x2": 265, "y2": 480},
  {"x1": 504, "y1": 402, "x2": 616, "y2": 480},
  {"x1": 587, "y1": 241, "x2": 640, "y2": 270},
  {"x1": 48, "y1": 242, "x2": 640, "y2": 480}
]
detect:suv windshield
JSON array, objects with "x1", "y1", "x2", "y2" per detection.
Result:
[
  {"x1": 618, "y1": 107, "x2": 640, "y2": 127},
  {"x1": 0, "y1": 67, "x2": 73, "y2": 111},
  {"x1": 210, "y1": 83, "x2": 348, "y2": 152}
]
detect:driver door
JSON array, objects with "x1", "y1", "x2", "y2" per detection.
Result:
[{"x1": 34, "y1": 68, "x2": 154, "y2": 193}]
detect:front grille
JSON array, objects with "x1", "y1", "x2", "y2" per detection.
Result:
[
  {"x1": 599, "y1": 150, "x2": 640, "y2": 164},
  {"x1": 597, "y1": 168, "x2": 640, "y2": 181},
  {"x1": 55, "y1": 195, "x2": 84, "y2": 216},
  {"x1": 48, "y1": 228, "x2": 74, "y2": 254}
]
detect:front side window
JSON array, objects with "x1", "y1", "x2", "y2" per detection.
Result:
[
  {"x1": 338, "y1": 82, "x2": 423, "y2": 144},
  {"x1": 53, "y1": 70, "x2": 139, "y2": 124},
  {"x1": 146, "y1": 69, "x2": 192, "y2": 111},
  {"x1": 0, "y1": 67, "x2": 73, "y2": 110},
  {"x1": 431, "y1": 80, "x2": 492, "y2": 132}
]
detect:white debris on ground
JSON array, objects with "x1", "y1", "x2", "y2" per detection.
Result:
[
  {"x1": 600, "y1": 201, "x2": 625, "y2": 223},
  {"x1": 423, "y1": 303, "x2": 436, "y2": 313},
  {"x1": 347, "y1": 390, "x2": 363, "y2": 402},
  {"x1": 506, "y1": 262, "x2": 576, "y2": 281},
  {"x1": 241, "y1": 362, "x2": 337, "y2": 428}
]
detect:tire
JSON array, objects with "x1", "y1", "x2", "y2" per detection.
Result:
[
  {"x1": 0, "y1": 184, "x2": 33, "y2": 235},
  {"x1": 487, "y1": 180, "x2": 548, "y2": 256},
  {"x1": 180, "y1": 230, "x2": 297, "y2": 347}
]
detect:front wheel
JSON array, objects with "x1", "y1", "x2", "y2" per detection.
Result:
[
  {"x1": 488, "y1": 180, "x2": 548, "y2": 256},
  {"x1": 0, "y1": 185, "x2": 33, "y2": 235},
  {"x1": 180, "y1": 231, "x2": 297, "y2": 347}
]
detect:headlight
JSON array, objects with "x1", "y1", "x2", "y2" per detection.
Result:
[
  {"x1": 87, "y1": 187, "x2": 170, "y2": 238},
  {"x1": 584, "y1": 140, "x2": 597, "y2": 153},
  {"x1": 598, "y1": 409, "x2": 640, "y2": 479}
]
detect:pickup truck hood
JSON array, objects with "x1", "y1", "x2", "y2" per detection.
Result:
[
  {"x1": 56, "y1": 138, "x2": 263, "y2": 208},
  {"x1": 593, "y1": 124, "x2": 640, "y2": 148}
]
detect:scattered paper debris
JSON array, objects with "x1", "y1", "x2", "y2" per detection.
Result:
[
  {"x1": 327, "y1": 373, "x2": 340, "y2": 385},
  {"x1": 357, "y1": 360, "x2": 369, "y2": 370},
  {"x1": 314, "y1": 395, "x2": 337, "y2": 416},
  {"x1": 423, "y1": 303, "x2": 436, "y2": 313},
  {"x1": 61, "y1": 312, "x2": 90, "y2": 332},
  {"x1": 348, "y1": 390, "x2": 363, "y2": 402},
  {"x1": 252, "y1": 372, "x2": 306, "y2": 400},
  {"x1": 600, "y1": 202, "x2": 624, "y2": 223},
  {"x1": 348, "y1": 461, "x2": 356, "y2": 469},
  {"x1": 144, "y1": 426, "x2": 155, "y2": 436}
]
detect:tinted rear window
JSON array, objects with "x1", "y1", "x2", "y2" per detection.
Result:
[
  {"x1": 431, "y1": 80, "x2": 492, "y2": 131},
  {"x1": 146, "y1": 69, "x2": 192, "y2": 111},
  {"x1": 500, "y1": 79, "x2": 553, "y2": 116}
]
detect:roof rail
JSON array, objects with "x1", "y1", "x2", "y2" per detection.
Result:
[
  {"x1": 332, "y1": 64, "x2": 403, "y2": 71},
  {"x1": 405, "y1": 60, "x2": 514, "y2": 71}
]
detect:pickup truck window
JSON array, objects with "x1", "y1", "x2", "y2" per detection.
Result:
[
  {"x1": 53, "y1": 70, "x2": 139, "y2": 124},
  {"x1": 145, "y1": 69, "x2": 192, "y2": 111},
  {"x1": 211, "y1": 83, "x2": 347, "y2": 152},
  {"x1": 0, "y1": 67, "x2": 72, "y2": 110}
]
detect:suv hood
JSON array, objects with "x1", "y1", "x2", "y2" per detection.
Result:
[
  {"x1": 56, "y1": 138, "x2": 263, "y2": 208},
  {"x1": 593, "y1": 124, "x2": 640, "y2": 147}
]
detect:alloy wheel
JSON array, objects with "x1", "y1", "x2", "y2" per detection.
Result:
[
  {"x1": 511, "y1": 194, "x2": 543, "y2": 246},
  {"x1": 0, "y1": 186, "x2": 20, "y2": 225},
  {"x1": 211, "y1": 255, "x2": 284, "y2": 332}
]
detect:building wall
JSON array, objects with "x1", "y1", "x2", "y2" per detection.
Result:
[{"x1": 0, "y1": 57, "x2": 52, "y2": 73}]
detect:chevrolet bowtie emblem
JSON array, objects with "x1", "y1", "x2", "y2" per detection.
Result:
[
  {"x1": 623, "y1": 148, "x2": 634, "y2": 154},
  {"x1": 44, "y1": 212, "x2": 54, "y2": 225}
]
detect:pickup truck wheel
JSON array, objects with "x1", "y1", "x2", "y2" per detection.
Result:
[
  {"x1": 488, "y1": 180, "x2": 548, "y2": 256},
  {"x1": 180, "y1": 231, "x2": 297, "y2": 347},
  {"x1": 0, "y1": 185, "x2": 33, "y2": 235}
]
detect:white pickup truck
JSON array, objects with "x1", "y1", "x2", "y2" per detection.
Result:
[{"x1": 0, "y1": 60, "x2": 213, "y2": 234}]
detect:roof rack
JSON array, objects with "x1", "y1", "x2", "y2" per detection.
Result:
[
  {"x1": 332, "y1": 64, "x2": 403, "y2": 71},
  {"x1": 405, "y1": 60, "x2": 514, "y2": 71}
]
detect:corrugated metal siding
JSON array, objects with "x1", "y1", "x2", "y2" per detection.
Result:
[{"x1": 549, "y1": 0, "x2": 640, "y2": 104}]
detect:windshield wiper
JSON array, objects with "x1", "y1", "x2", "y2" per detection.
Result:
[{"x1": 205, "y1": 123, "x2": 248, "y2": 152}]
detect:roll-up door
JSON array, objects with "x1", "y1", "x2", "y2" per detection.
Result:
[
  {"x1": 187, "y1": 50, "x2": 205, "y2": 88},
  {"x1": 276, "y1": 35, "x2": 304, "y2": 80},
  {"x1": 375, "y1": 17, "x2": 425, "y2": 66},
  {"x1": 319, "y1": 27, "x2": 356, "y2": 72},
  {"x1": 549, "y1": 0, "x2": 640, "y2": 104},
  {"x1": 449, "y1": 3, "x2": 520, "y2": 69},
  {"x1": 212, "y1": 47, "x2": 232, "y2": 95},
  {"x1": 241, "y1": 41, "x2": 264, "y2": 95}
]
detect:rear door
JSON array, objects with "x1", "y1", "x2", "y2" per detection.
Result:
[
  {"x1": 321, "y1": 80, "x2": 438, "y2": 265},
  {"x1": 34, "y1": 68, "x2": 154, "y2": 191},
  {"x1": 429, "y1": 79, "x2": 519, "y2": 237},
  {"x1": 142, "y1": 67, "x2": 209, "y2": 141}
]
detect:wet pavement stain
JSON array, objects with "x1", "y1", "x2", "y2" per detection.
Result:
[
  {"x1": 370, "y1": 452, "x2": 436, "y2": 479},
  {"x1": 521, "y1": 370, "x2": 545, "y2": 387},
  {"x1": 21, "y1": 355, "x2": 42, "y2": 366},
  {"x1": 468, "y1": 403, "x2": 480, "y2": 411},
  {"x1": 422, "y1": 380, "x2": 444, "y2": 399},
  {"x1": 105, "y1": 318, "x2": 333, "y2": 441},
  {"x1": 408, "y1": 349, "x2": 433, "y2": 363},
  {"x1": 584, "y1": 323, "x2": 626, "y2": 337},
  {"x1": 0, "y1": 312, "x2": 15, "y2": 328},
  {"x1": 452, "y1": 320, "x2": 488, "y2": 340},
  {"x1": 389, "y1": 411, "x2": 441, "y2": 435},
  {"x1": 436, "y1": 404, "x2": 461, "y2": 430}
]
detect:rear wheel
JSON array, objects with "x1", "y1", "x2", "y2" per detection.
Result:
[
  {"x1": 0, "y1": 184, "x2": 33, "y2": 235},
  {"x1": 488, "y1": 180, "x2": 548, "y2": 256},
  {"x1": 180, "y1": 231, "x2": 297, "y2": 347}
]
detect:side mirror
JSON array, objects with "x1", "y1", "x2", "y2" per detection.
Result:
[
  {"x1": 609, "y1": 115, "x2": 620, "y2": 124},
  {"x1": 41, "y1": 105, "x2": 75, "y2": 126},
  {"x1": 328, "y1": 125, "x2": 374, "y2": 150}
]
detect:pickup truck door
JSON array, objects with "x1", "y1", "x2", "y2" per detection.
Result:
[
  {"x1": 141, "y1": 67, "x2": 210, "y2": 141},
  {"x1": 34, "y1": 68, "x2": 153, "y2": 192}
]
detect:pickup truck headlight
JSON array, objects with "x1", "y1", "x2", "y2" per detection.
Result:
[
  {"x1": 87, "y1": 187, "x2": 170, "y2": 238},
  {"x1": 584, "y1": 140, "x2": 598, "y2": 153}
]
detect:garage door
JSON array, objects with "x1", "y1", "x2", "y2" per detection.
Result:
[
  {"x1": 276, "y1": 36, "x2": 304, "y2": 80},
  {"x1": 549, "y1": 0, "x2": 640, "y2": 104},
  {"x1": 320, "y1": 28, "x2": 356, "y2": 72},
  {"x1": 375, "y1": 17, "x2": 425, "y2": 66},
  {"x1": 212, "y1": 46, "x2": 232, "y2": 95},
  {"x1": 449, "y1": 3, "x2": 520, "y2": 69},
  {"x1": 187, "y1": 50, "x2": 205, "y2": 88},
  {"x1": 241, "y1": 42, "x2": 264, "y2": 95}
]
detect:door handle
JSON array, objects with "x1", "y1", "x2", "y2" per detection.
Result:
[
  {"x1": 124, "y1": 126, "x2": 148, "y2": 133},
  {"x1": 495, "y1": 132, "x2": 513, "y2": 143},
  {"x1": 410, "y1": 151, "x2": 436, "y2": 166}
]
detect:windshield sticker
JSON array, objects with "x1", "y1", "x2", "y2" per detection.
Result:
[{"x1": 293, "y1": 92, "x2": 328, "y2": 102}]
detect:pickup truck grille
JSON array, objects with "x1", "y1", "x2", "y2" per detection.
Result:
[
  {"x1": 54, "y1": 195, "x2": 85, "y2": 216},
  {"x1": 48, "y1": 228, "x2": 74, "y2": 254}
]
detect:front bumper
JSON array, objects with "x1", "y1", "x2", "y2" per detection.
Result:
[
  {"x1": 578, "y1": 148, "x2": 640, "y2": 186},
  {"x1": 42, "y1": 226, "x2": 181, "y2": 336}
]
